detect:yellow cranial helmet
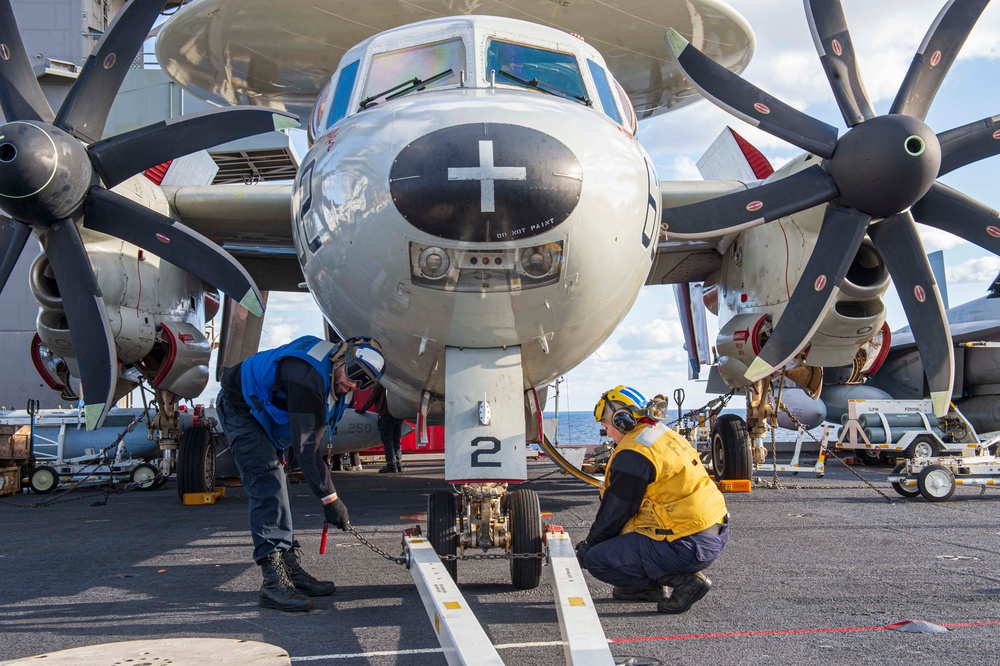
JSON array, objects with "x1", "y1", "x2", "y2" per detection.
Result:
[{"x1": 593, "y1": 385, "x2": 648, "y2": 433}]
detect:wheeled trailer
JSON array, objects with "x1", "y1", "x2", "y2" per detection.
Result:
[{"x1": 886, "y1": 447, "x2": 1000, "y2": 502}]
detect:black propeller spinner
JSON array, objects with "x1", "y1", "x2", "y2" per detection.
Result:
[
  {"x1": 663, "y1": 0, "x2": 999, "y2": 416},
  {"x1": 0, "y1": 0, "x2": 297, "y2": 429}
]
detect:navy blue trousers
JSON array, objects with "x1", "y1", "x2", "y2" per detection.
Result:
[
  {"x1": 584, "y1": 526, "x2": 729, "y2": 590},
  {"x1": 217, "y1": 391, "x2": 296, "y2": 563}
]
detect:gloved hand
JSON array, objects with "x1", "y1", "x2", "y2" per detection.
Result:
[
  {"x1": 324, "y1": 498, "x2": 350, "y2": 531},
  {"x1": 355, "y1": 409, "x2": 365, "y2": 415},
  {"x1": 575, "y1": 540, "x2": 592, "y2": 570}
]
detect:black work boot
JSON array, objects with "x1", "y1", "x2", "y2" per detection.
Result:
[
  {"x1": 282, "y1": 547, "x2": 336, "y2": 597},
  {"x1": 378, "y1": 464, "x2": 398, "y2": 474},
  {"x1": 657, "y1": 571, "x2": 711, "y2": 614},
  {"x1": 612, "y1": 586, "x2": 664, "y2": 602},
  {"x1": 259, "y1": 552, "x2": 313, "y2": 612}
]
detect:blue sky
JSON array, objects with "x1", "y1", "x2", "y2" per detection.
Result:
[{"x1": 198, "y1": 0, "x2": 1000, "y2": 417}]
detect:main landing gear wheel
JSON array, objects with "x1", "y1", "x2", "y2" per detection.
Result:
[
  {"x1": 131, "y1": 463, "x2": 161, "y2": 491},
  {"x1": 711, "y1": 414, "x2": 752, "y2": 481},
  {"x1": 917, "y1": 464, "x2": 955, "y2": 502},
  {"x1": 890, "y1": 462, "x2": 919, "y2": 498},
  {"x1": 508, "y1": 488, "x2": 542, "y2": 590},
  {"x1": 427, "y1": 491, "x2": 459, "y2": 582},
  {"x1": 176, "y1": 426, "x2": 216, "y2": 500},
  {"x1": 29, "y1": 465, "x2": 59, "y2": 494}
]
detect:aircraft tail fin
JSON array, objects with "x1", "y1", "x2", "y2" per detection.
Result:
[
  {"x1": 927, "y1": 250, "x2": 949, "y2": 310},
  {"x1": 674, "y1": 283, "x2": 711, "y2": 380},
  {"x1": 697, "y1": 126, "x2": 774, "y2": 181}
]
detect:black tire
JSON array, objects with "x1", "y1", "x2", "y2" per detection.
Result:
[
  {"x1": 508, "y1": 488, "x2": 542, "y2": 590},
  {"x1": 131, "y1": 463, "x2": 160, "y2": 491},
  {"x1": 29, "y1": 465, "x2": 59, "y2": 494},
  {"x1": 858, "y1": 449, "x2": 884, "y2": 466},
  {"x1": 427, "y1": 491, "x2": 459, "y2": 582},
  {"x1": 711, "y1": 414, "x2": 752, "y2": 481},
  {"x1": 152, "y1": 473, "x2": 169, "y2": 489},
  {"x1": 890, "y1": 462, "x2": 919, "y2": 498},
  {"x1": 917, "y1": 464, "x2": 955, "y2": 502},
  {"x1": 176, "y1": 426, "x2": 216, "y2": 500},
  {"x1": 907, "y1": 435, "x2": 941, "y2": 460}
]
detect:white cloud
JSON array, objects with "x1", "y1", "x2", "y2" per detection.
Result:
[{"x1": 947, "y1": 256, "x2": 1000, "y2": 283}]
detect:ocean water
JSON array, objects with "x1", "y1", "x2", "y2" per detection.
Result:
[{"x1": 542, "y1": 409, "x2": 819, "y2": 445}]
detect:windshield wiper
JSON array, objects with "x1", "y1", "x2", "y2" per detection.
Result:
[
  {"x1": 497, "y1": 68, "x2": 591, "y2": 106},
  {"x1": 359, "y1": 68, "x2": 455, "y2": 110}
]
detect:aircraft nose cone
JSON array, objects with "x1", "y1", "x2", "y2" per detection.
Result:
[{"x1": 389, "y1": 123, "x2": 582, "y2": 243}]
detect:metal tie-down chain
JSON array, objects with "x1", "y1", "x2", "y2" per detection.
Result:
[
  {"x1": 757, "y1": 400, "x2": 894, "y2": 503},
  {"x1": 344, "y1": 525, "x2": 546, "y2": 565}
]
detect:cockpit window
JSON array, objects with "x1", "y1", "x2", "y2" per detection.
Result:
[
  {"x1": 613, "y1": 78, "x2": 638, "y2": 135},
  {"x1": 486, "y1": 40, "x2": 589, "y2": 106},
  {"x1": 328, "y1": 60, "x2": 360, "y2": 128},
  {"x1": 360, "y1": 38, "x2": 464, "y2": 108},
  {"x1": 586, "y1": 60, "x2": 622, "y2": 124}
]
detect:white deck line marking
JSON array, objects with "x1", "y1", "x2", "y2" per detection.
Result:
[{"x1": 291, "y1": 640, "x2": 569, "y2": 661}]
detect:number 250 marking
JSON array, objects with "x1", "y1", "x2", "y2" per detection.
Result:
[{"x1": 470, "y1": 437, "x2": 502, "y2": 467}]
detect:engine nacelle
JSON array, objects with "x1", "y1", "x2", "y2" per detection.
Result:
[
  {"x1": 805, "y1": 239, "x2": 889, "y2": 367},
  {"x1": 138, "y1": 321, "x2": 211, "y2": 398},
  {"x1": 716, "y1": 313, "x2": 771, "y2": 388}
]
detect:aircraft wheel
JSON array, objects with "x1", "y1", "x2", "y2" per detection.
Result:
[
  {"x1": 711, "y1": 414, "x2": 752, "y2": 481},
  {"x1": 152, "y1": 471, "x2": 169, "y2": 489},
  {"x1": 907, "y1": 435, "x2": 941, "y2": 460},
  {"x1": 176, "y1": 426, "x2": 216, "y2": 500},
  {"x1": 917, "y1": 464, "x2": 955, "y2": 502},
  {"x1": 858, "y1": 449, "x2": 884, "y2": 466},
  {"x1": 427, "y1": 491, "x2": 459, "y2": 582},
  {"x1": 29, "y1": 465, "x2": 59, "y2": 494},
  {"x1": 131, "y1": 463, "x2": 160, "y2": 491},
  {"x1": 508, "y1": 488, "x2": 542, "y2": 590},
  {"x1": 890, "y1": 462, "x2": 919, "y2": 498}
]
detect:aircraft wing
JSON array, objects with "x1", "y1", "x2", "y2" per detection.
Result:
[
  {"x1": 155, "y1": 0, "x2": 754, "y2": 123},
  {"x1": 161, "y1": 184, "x2": 303, "y2": 292},
  {"x1": 647, "y1": 179, "x2": 752, "y2": 285},
  {"x1": 891, "y1": 320, "x2": 1000, "y2": 353}
]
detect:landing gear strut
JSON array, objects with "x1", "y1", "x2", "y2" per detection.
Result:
[{"x1": 425, "y1": 483, "x2": 543, "y2": 589}]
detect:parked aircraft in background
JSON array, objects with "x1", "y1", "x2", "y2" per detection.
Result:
[{"x1": 824, "y1": 267, "x2": 1000, "y2": 434}]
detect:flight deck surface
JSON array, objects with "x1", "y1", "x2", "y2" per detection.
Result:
[{"x1": 1, "y1": 458, "x2": 997, "y2": 665}]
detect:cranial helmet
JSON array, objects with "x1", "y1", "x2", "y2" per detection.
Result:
[
  {"x1": 593, "y1": 385, "x2": 648, "y2": 433},
  {"x1": 333, "y1": 337, "x2": 385, "y2": 390}
]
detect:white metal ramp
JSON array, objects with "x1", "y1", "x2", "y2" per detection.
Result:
[{"x1": 403, "y1": 526, "x2": 614, "y2": 665}]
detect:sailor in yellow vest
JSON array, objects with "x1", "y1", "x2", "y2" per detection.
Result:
[{"x1": 576, "y1": 386, "x2": 730, "y2": 613}]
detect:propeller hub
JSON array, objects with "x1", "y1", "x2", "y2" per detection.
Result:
[
  {"x1": 0, "y1": 121, "x2": 94, "y2": 225},
  {"x1": 827, "y1": 115, "x2": 940, "y2": 219}
]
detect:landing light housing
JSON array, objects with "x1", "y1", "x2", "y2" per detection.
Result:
[{"x1": 410, "y1": 240, "x2": 565, "y2": 292}]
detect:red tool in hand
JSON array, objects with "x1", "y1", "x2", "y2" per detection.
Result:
[{"x1": 320, "y1": 523, "x2": 329, "y2": 555}]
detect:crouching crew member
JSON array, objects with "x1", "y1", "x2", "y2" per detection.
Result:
[
  {"x1": 576, "y1": 385, "x2": 729, "y2": 614},
  {"x1": 217, "y1": 335, "x2": 386, "y2": 612}
]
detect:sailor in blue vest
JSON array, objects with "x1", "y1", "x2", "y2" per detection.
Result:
[{"x1": 217, "y1": 335, "x2": 386, "y2": 612}]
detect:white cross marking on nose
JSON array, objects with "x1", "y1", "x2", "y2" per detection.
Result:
[{"x1": 448, "y1": 140, "x2": 526, "y2": 213}]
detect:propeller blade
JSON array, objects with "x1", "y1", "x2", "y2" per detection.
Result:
[
  {"x1": 0, "y1": 0, "x2": 55, "y2": 122},
  {"x1": 88, "y1": 107, "x2": 299, "y2": 189},
  {"x1": 910, "y1": 181, "x2": 1000, "y2": 256},
  {"x1": 41, "y1": 219, "x2": 116, "y2": 430},
  {"x1": 804, "y1": 0, "x2": 875, "y2": 127},
  {"x1": 745, "y1": 206, "x2": 871, "y2": 381},
  {"x1": 665, "y1": 29, "x2": 839, "y2": 158},
  {"x1": 54, "y1": 0, "x2": 166, "y2": 143},
  {"x1": 663, "y1": 165, "x2": 839, "y2": 239},
  {"x1": 83, "y1": 186, "x2": 264, "y2": 316},
  {"x1": 868, "y1": 212, "x2": 953, "y2": 416},
  {"x1": 889, "y1": 0, "x2": 990, "y2": 120},
  {"x1": 0, "y1": 216, "x2": 30, "y2": 293},
  {"x1": 936, "y1": 116, "x2": 1000, "y2": 177}
]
